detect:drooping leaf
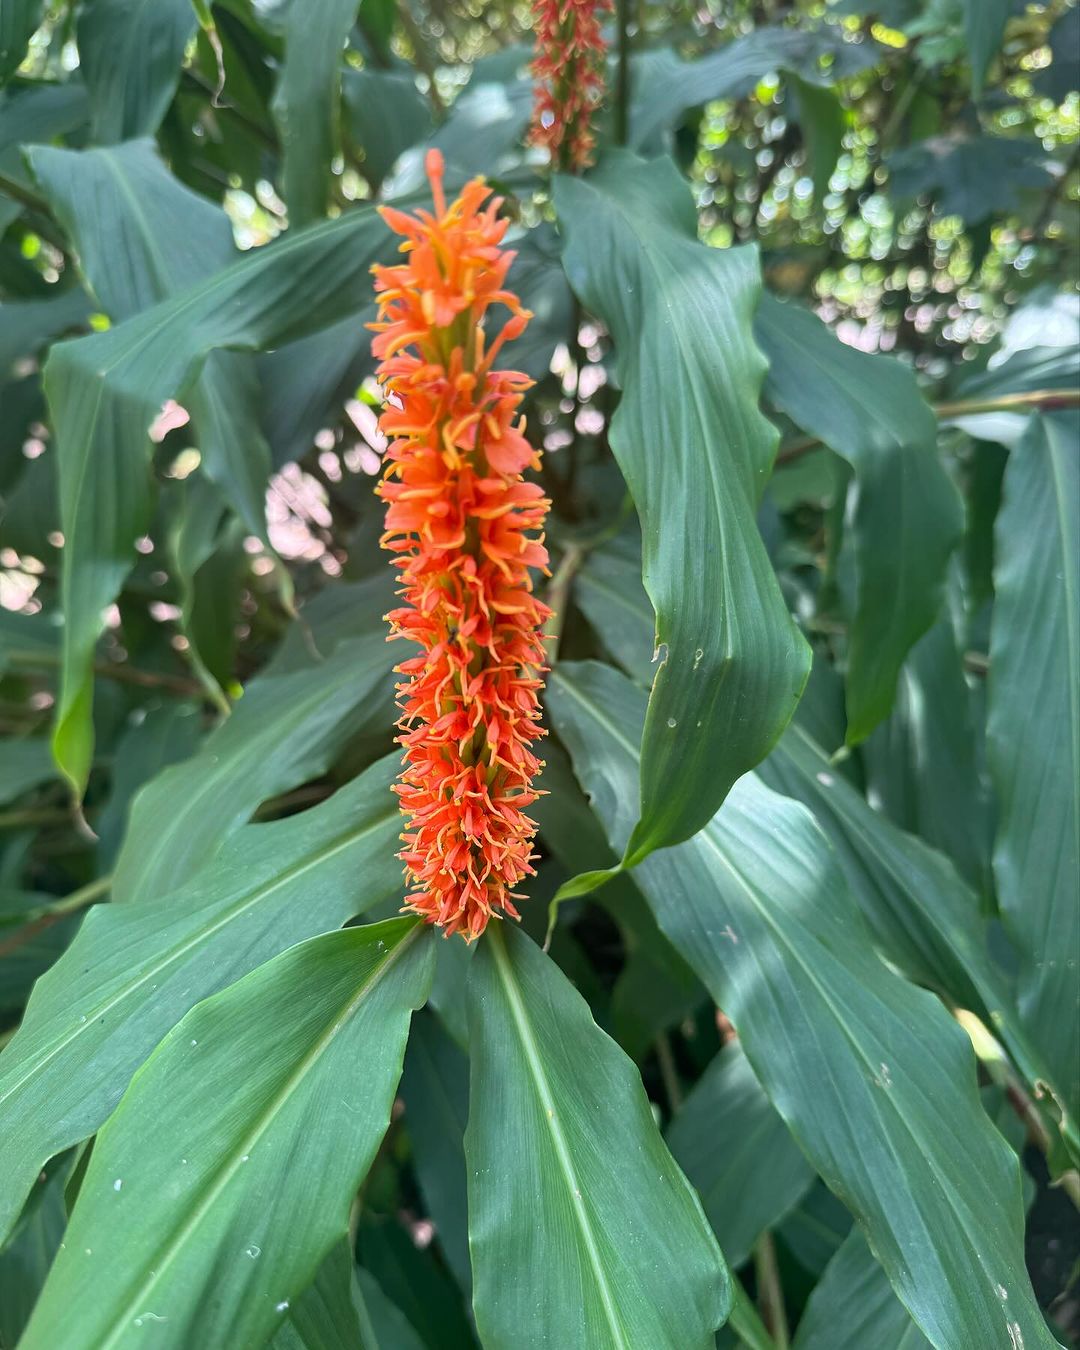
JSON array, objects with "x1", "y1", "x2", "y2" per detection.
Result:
[
  {"x1": 42, "y1": 202, "x2": 391, "y2": 794},
  {"x1": 0, "y1": 753, "x2": 402, "y2": 1243},
  {"x1": 546, "y1": 660, "x2": 1056, "y2": 1350},
  {"x1": 20, "y1": 919, "x2": 434, "y2": 1350},
  {"x1": 111, "y1": 629, "x2": 394, "y2": 903},
  {"x1": 465, "y1": 922, "x2": 731, "y2": 1350},
  {"x1": 792, "y1": 1230, "x2": 932, "y2": 1350},
  {"x1": 75, "y1": 0, "x2": 196, "y2": 143},
  {"x1": 757, "y1": 293, "x2": 963, "y2": 742},
  {"x1": 789, "y1": 74, "x2": 846, "y2": 198},
  {"x1": 667, "y1": 1041, "x2": 815, "y2": 1269},
  {"x1": 553, "y1": 152, "x2": 809, "y2": 867},
  {"x1": 987, "y1": 411, "x2": 1080, "y2": 1129},
  {"x1": 30, "y1": 138, "x2": 275, "y2": 543},
  {"x1": 272, "y1": 0, "x2": 360, "y2": 225}
]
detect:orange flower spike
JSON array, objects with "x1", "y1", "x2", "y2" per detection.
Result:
[
  {"x1": 529, "y1": 0, "x2": 613, "y2": 171},
  {"x1": 370, "y1": 150, "x2": 552, "y2": 943}
]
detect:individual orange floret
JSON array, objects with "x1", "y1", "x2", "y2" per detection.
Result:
[
  {"x1": 369, "y1": 150, "x2": 552, "y2": 942},
  {"x1": 529, "y1": 0, "x2": 612, "y2": 171}
]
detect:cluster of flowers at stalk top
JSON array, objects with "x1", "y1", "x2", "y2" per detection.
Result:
[
  {"x1": 370, "y1": 150, "x2": 551, "y2": 942},
  {"x1": 530, "y1": 0, "x2": 612, "y2": 170}
]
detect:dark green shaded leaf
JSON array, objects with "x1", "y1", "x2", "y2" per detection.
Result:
[
  {"x1": 272, "y1": 0, "x2": 359, "y2": 225},
  {"x1": 0, "y1": 1156, "x2": 71, "y2": 1347},
  {"x1": 0, "y1": 0, "x2": 43, "y2": 83},
  {"x1": 790, "y1": 75, "x2": 845, "y2": 198},
  {"x1": 343, "y1": 66, "x2": 431, "y2": 191},
  {"x1": 667, "y1": 1041, "x2": 814, "y2": 1269},
  {"x1": 42, "y1": 202, "x2": 391, "y2": 794},
  {"x1": 758, "y1": 293, "x2": 963, "y2": 742},
  {"x1": 400, "y1": 1010, "x2": 471, "y2": 1292},
  {"x1": 554, "y1": 153, "x2": 809, "y2": 866},
  {"x1": 547, "y1": 660, "x2": 1055, "y2": 1350},
  {"x1": 0, "y1": 737, "x2": 54, "y2": 806},
  {"x1": 0, "y1": 287, "x2": 91, "y2": 379},
  {"x1": 112, "y1": 630, "x2": 394, "y2": 903},
  {"x1": 888, "y1": 134, "x2": 1053, "y2": 226},
  {"x1": 793, "y1": 1230, "x2": 932, "y2": 1349},
  {"x1": 0, "y1": 753, "x2": 402, "y2": 1243},
  {"x1": 465, "y1": 923, "x2": 731, "y2": 1350},
  {"x1": 75, "y1": 0, "x2": 196, "y2": 142},
  {"x1": 962, "y1": 0, "x2": 1009, "y2": 99},
  {"x1": 20, "y1": 919, "x2": 433, "y2": 1350},
  {"x1": 987, "y1": 411, "x2": 1080, "y2": 1128}
]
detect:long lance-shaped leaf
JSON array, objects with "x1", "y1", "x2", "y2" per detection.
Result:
[
  {"x1": 111, "y1": 628, "x2": 394, "y2": 904},
  {"x1": 756, "y1": 294, "x2": 963, "y2": 742},
  {"x1": 465, "y1": 923, "x2": 731, "y2": 1350},
  {"x1": 29, "y1": 139, "x2": 274, "y2": 541},
  {"x1": 987, "y1": 411, "x2": 1080, "y2": 1133},
  {"x1": 553, "y1": 152, "x2": 809, "y2": 869},
  {"x1": 0, "y1": 753, "x2": 401, "y2": 1245},
  {"x1": 74, "y1": 0, "x2": 195, "y2": 143},
  {"x1": 546, "y1": 660, "x2": 1058, "y2": 1350},
  {"x1": 0, "y1": 0, "x2": 44, "y2": 83},
  {"x1": 44, "y1": 203, "x2": 391, "y2": 795},
  {"x1": 20, "y1": 919, "x2": 434, "y2": 1350},
  {"x1": 272, "y1": 0, "x2": 360, "y2": 225}
]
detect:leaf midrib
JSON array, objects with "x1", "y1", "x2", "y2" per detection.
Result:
[
  {"x1": 489, "y1": 927, "x2": 630, "y2": 1350},
  {"x1": 0, "y1": 804, "x2": 397, "y2": 1109},
  {"x1": 94, "y1": 923, "x2": 422, "y2": 1350}
]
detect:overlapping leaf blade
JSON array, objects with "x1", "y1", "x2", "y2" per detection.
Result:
[
  {"x1": 553, "y1": 153, "x2": 809, "y2": 866},
  {"x1": 20, "y1": 919, "x2": 433, "y2": 1350},
  {"x1": 43, "y1": 202, "x2": 391, "y2": 793},
  {"x1": 465, "y1": 923, "x2": 731, "y2": 1350},
  {"x1": 0, "y1": 753, "x2": 401, "y2": 1243},
  {"x1": 987, "y1": 411, "x2": 1080, "y2": 1130},
  {"x1": 756, "y1": 293, "x2": 964, "y2": 742},
  {"x1": 546, "y1": 660, "x2": 1056, "y2": 1350}
]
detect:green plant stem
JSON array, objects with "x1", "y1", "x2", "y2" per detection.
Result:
[
  {"x1": 614, "y1": 0, "x2": 631, "y2": 146},
  {"x1": 0, "y1": 874, "x2": 112, "y2": 959},
  {"x1": 729, "y1": 1277, "x2": 779, "y2": 1350},
  {"x1": 543, "y1": 543, "x2": 585, "y2": 662},
  {"x1": 753, "y1": 1231, "x2": 790, "y2": 1349},
  {"x1": 775, "y1": 387, "x2": 1080, "y2": 468}
]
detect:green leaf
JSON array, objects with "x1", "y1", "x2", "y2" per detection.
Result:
[
  {"x1": 0, "y1": 752, "x2": 402, "y2": 1242},
  {"x1": 553, "y1": 153, "x2": 809, "y2": 866},
  {"x1": 574, "y1": 534, "x2": 657, "y2": 689},
  {"x1": 0, "y1": 737, "x2": 55, "y2": 806},
  {"x1": 465, "y1": 923, "x2": 731, "y2": 1350},
  {"x1": 887, "y1": 134, "x2": 1052, "y2": 227},
  {"x1": 272, "y1": 1241, "x2": 427, "y2": 1350},
  {"x1": 629, "y1": 27, "x2": 880, "y2": 150},
  {"x1": 792, "y1": 1230, "x2": 932, "y2": 1350},
  {"x1": 789, "y1": 75, "x2": 845, "y2": 199},
  {"x1": 546, "y1": 660, "x2": 1057, "y2": 1350},
  {"x1": 962, "y1": 0, "x2": 1009, "y2": 99},
  {"x1": 29, "y1": 138, "x2": 274, "y2": 542},
  {"x1": 0, "y1": 1156, "x2": 71, "y2": 1346},
  {"x1": 0, "y1": 0, "x2": 44, "y2": 83},
  {"x1": 757, "y1": 294, "x2": 963, "y2": 742},
  {"x1": 112, "y1": 629, "x2": 393, "y2": 903},
  {"x1": 342, "y1": 66, "x2": 432, "y2": 191},
  {"x1": 987, "y1": 411, "x2": 1080, "y2": 1128},
  {"x1": 43, "y1": 202, "x2": 391, "y2": 795},
  {"x1": 667, "y1": 1041, "x2": 814, "y2": 1269},
  {"x1": 272, "y1": 0, "x2": 359, "y2": 225},
  {"x1": 75, "y1": 0, "x2": 196, "y2": 142},
  {"x1": 400, "y1": 1010, "x2": 471, "y2": 1292},
  {"x1": 20, "y1": 919, "x2": 433, "y2": 1350},
  {"x1": 0, "y1": 286, "x2": 91, "y2": 379}
]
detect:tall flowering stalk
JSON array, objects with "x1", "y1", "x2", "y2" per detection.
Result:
[
  {"x1": 530, "y1": 0, "x2": 612, "y2": 171},
  {"x1": 370, "y1": 151, "x2": 551, "y2": 942}
]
